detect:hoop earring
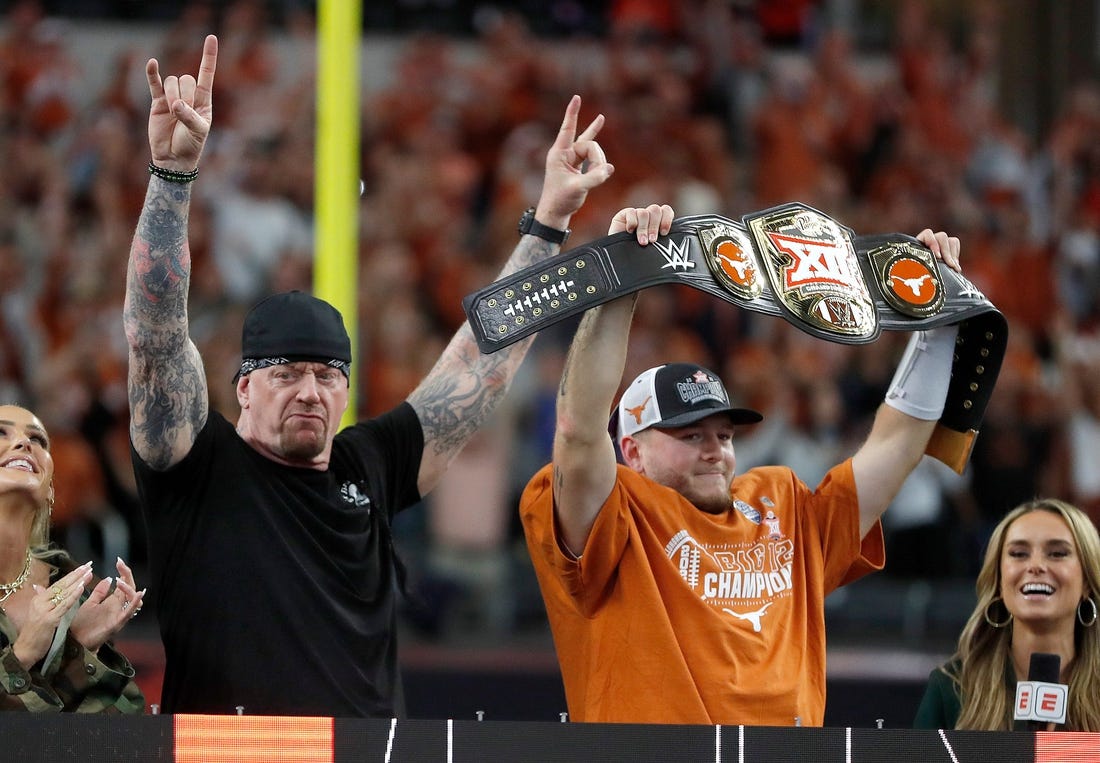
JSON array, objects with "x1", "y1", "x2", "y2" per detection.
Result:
[
  {"x1": 1078, "y1": 596, "x2": 1098, "y2": 628},
  {"x1": 985, "y1": 597, "x2": 1013, "y2": 628}
]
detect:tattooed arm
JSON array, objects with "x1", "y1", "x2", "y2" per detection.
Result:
[
  {"x1": 124, "y1": 35, "x2": 218, "y2": 471},
  {"x1": 550, "y1": 205, "x2": 673, "y2": 555},
  {"x1": 125, "y1": 179, "x2": 208, "y2": 470},
  {"x1": 409, "y1": 95, "x2": 617, "y2": 496}
]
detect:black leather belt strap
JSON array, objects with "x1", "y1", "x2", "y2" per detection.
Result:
[{"x1": 463, "y1": 203, "x2": 1007, "y2": 472}]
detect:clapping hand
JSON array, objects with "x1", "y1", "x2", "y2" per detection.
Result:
[{"x1": 70, "y1": 557, "x2": 146, "y2": 654}]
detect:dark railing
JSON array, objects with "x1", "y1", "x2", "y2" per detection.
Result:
[{"x1": 3, "y1": 713, "x2": 1082, "y2": 763}]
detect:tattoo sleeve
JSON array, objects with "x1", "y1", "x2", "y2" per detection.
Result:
[
  {"x1": 408, "y1": 234, "x2": 553, "y2": 488},
  {"x1": 123, "y1": 178, "x2": 209, "y2": 470}
]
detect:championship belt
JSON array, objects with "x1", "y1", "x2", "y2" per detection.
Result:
[{"x1": 463, "y1": 202, "x2": 1008, "y2": 473}]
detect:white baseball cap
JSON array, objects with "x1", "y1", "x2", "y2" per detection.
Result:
[{"x1": 614, "y1": 363, "x2": 763, "y2": 443}]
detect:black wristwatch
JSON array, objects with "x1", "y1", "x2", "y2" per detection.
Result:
[{"x1": 518, "y1": 207, "x2": 570, "y2": 246}]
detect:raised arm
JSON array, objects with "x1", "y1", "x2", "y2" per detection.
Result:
[
  {"x1": 851, "y1": 228, "x2": 962, "y2": 537},
  {"x1": 124, "y1": 34, "x2": 217, "y2": 470},
  {"x1": 409, "y1": 95, "x2": 616, "y2": 496},
  {"x1": 552, "y1": 205, "x2": 674, "y2": 554}
]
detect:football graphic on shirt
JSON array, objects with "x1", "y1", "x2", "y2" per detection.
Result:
[{"x1": 665, "y1": 527, "x2": 793, "y2": 632}]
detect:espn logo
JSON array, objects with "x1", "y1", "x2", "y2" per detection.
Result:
[{"x1": 1013, "y1": 681, "x2": 1068, "y2": 724}]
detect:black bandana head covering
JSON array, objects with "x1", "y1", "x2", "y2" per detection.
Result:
[{"x1": 233, "y1": 291, "x2": 352, "y2": 383}]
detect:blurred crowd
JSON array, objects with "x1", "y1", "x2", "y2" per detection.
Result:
[{"x1": 0, "y1": 0, "x2": 1098, "y2": 639}]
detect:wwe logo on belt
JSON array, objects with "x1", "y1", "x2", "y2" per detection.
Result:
[{"x1": 652, "y1": 237, "x2": 695, "y2": 271}]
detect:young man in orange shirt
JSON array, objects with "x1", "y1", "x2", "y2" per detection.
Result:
[{"x1": 520, "y1": 204, "x2": 963, "y2": 726}]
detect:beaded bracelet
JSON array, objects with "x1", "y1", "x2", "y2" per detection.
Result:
[{"x1": 148, "y1": 162, "x2": 199, "y2": 184}]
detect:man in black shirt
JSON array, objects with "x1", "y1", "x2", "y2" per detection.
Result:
[{"x1": 124, "y1": 34, "x2": 649, "y2": 716}]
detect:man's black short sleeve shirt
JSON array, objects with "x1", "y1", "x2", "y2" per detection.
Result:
[{"x1": 132, "y1": 403, "x2": 423, "y2": 717}]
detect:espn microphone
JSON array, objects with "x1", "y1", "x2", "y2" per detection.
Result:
[{"x1": 1013, "y1": 652, "x2": 1067, "y2": 730}]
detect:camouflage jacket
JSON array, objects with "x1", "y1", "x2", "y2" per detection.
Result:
[{"x1": 0, "y1": 566, "x2": 144, "y2": 713}]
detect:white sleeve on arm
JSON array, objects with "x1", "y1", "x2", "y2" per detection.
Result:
[{"x1": 884, "y1": 325, "x2": 959, "y2": 421}]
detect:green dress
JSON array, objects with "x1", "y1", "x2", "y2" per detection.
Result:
[
  {"x1": 913, "y1": 660, "x2": 962, "y2": 729},
  {"x1": 914, "y1": 658, "x2": 1032, "y2": 730}
]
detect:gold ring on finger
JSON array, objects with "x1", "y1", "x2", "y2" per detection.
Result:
[
  {"x1": 51, "y1": 585, "x2": 62, "y2": 596},
  {"x1": 49, "y1": 593, "x2": 64, "y2": 606}
]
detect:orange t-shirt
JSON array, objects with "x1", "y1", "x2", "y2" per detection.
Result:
[{"x1": 520, "y1": 460, "x2": 883, "y2": 726}]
